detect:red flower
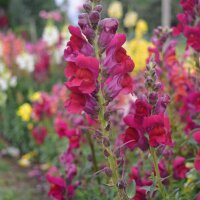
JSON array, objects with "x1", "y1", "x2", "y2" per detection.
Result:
[
  {"x1": 0, "y1": 15, "x2": 8, "y2": 28},
  {"x1": 180, "y1": 0, "x2": 195, "y2": 12},
  {"x1": 64, "y1": 26, "x2": 94, "y2": 62},
  {"x1": 105, "y1": 74, "x2": 133, "y2": 99},
  {"x1": 184, "y1": 26, "x2": 200, "y2": 52},
  {"x1": 135, "y1": 99, "x2": 152, "y2": 119},
  {"x1": 158, "y1": 160, "x2": 169, "y2": 184},
  {"x1": 34, "y1": 51, "x2": 50, "y2": 82},
  {"x1": 65, "y1": 55, "x2": 99, "y2": 94},
  {"x1": 133, "y1": 187, "x2": 147, "y2": 200},
  {"x1": 54, "y1": 116, "x2": 68, "y2": 138},
  {"x1": 173, "y1": 156, "x2": 190, "y2": 179},
  {"x1": 46, "y1": 166, "x2": 66, "y2": 200},
  {"x1": 123, "y1": 127, "x2": 140, "y2": 150},
  {"x1": 144, "y1": 114, "x2": 172, "y2": 147},
  {"x1": 66, "y1": 129, "x2": 80, "y2": 149},
  {"x1": 98, "y1": 18, "x2": 119, "y2": 49},
  {"x1": 104, "y1": 33, "x2": 134, "y2": 75},
  {"x1": 193, "y1": 130, "x2": 200, "y2": 144},
  {"x1": 32, "y1": 126, "x2": 47, "y2": 145},
  {"x1": 197, "y1": 193, "x2": 200, "y2": 200},
  {"x1": 32, "y1": 93, "x2": 53, "y2": 120},
  {"x1": 195, "y1": 149, "x2": 200, "y2": 173},
  {"x1": 65, "y1": 92, "x2": 86, "y2": 113}
]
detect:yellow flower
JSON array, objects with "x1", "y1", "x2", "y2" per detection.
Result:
[
  {"x1": 135, "y1": 19, "x2": 148, "y2": 38},
  {"x1": 18, "y1": 151, "x2": 36, "y2": 167},
  {"x1": 29, "y1": 92, "x2": 41, "y2": 102},
  {"x1": 18, "y1": 158, "x2": 31, "y2": 167},
  {"x1": 22, "y1": 151, "x2": 37, "y2": 160},
  {"x1": 124, "y1": 11, "x2": 138, "y2": 28},
  {"x1": 126, "y1": 38, "x2": 152, "y2": 74},
  {"x1": 40, "y1": 163, "x2": 51, "y2": 171},
  {"x1": 186, "y1": 162, "x2": 194, "y2": 169},
  {"x1": 17, "y1": 103, "x2": 32, "y2": 122},
  {"x1": 108, "y1": 1, "x2": 123, "y2": 19},
  {"x1": 183, "y1": 57, "x2": 196, "y2": 73}
]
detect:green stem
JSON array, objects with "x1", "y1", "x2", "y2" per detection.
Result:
[
  {"x1": 86, "y1": 132, "x2": 100, "y2": 184},
  {"x1": 93, "y1": 18, "x2": 129, "y2": 200},
  {"x1": 149, "y1": 147, "x2": 167, "y2": 199},
  {"x1": 194, "y1": 51, "x2": 200, "y2": 90}
]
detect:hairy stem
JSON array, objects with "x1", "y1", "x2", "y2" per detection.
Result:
[
  {"x1": 86, "y1": 132, "x2": 100, "y2": 184},
  {"x1": 149, "y1": 147, "x2": 167, "y2": 199},
  {"x1": 93, "y1": 25, "x2": 129, "y2": 200}
]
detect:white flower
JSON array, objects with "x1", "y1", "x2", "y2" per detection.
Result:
[
  {"x1": 16, "y1": 53, "x2": 35, "y2": 73},
  {"x1": 10, "y1": 76, "x2": 17, "y2": 87},
  {"x1": 0, "y1": 61, "x2": 5, "y2": 73},
  {"x1": 0, "y1": 78, "x2": 8, "y2": 91},
  {"x1": 54, "y1": 39, "x2": 67, "y2": 64},
  {"x1": 42, "y1": 24, "x2": 59, "y2": 47}
]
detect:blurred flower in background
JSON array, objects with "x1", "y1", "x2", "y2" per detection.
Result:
[
  {"x1": 124, "y1": 11, "x2": 138, "y2": 28},
  {"x1": 0, "y1": 60, "x2": 17, "y2": 106},
  {"x1": 17, "y1": 103, "x2": 32, "y2": 122},
  {"x1": 29, "y1": 92, "x2": 41, "y2": 102},
  {"x1": 42, "y1": 23, "x2": 59, "y2": 47},
  {"x1": 126, "y1": 19, "x2": 151, "y2": 73},
  {"x1": 135, "y1": 19, "x2": 148, "y2": 38},
  {"x1": 16, "y1": 52, "x2": 35, "y2": 73},
  {"x1": 108, "y1": 1, "x2": 123, "y2": 19}
]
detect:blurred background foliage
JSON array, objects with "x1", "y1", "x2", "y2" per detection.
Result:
[
  {"x1": 0, "y1": 0, "x2": 58, "y2": 37},
  {"x1": 0, "y1": 0, "x2": 180, "y2": 38}
]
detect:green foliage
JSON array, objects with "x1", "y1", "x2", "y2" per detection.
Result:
[
  {"x1": 104, "y1": 0, "x2": 181, "y2": 32},
  {"x1": 7, "y1": 0, "x2": 58, "y2": 37}
]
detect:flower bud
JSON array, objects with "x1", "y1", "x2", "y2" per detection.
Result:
[
  {"x1": 103, "y1": 137, "x2": 110, "y2": 147},
  {"x1": 83, "y1": 3, "x2": 92, "y2": 13},
  {"x1": 94, "y1": 5, "x2": 103, "y2": 13},
  {"x1": 89, "y1": 11, "x2": 100, "y2": 25},
  {"x1": 149, "y1": 92, "x2": 158, "y2": 105},
  {"x1": 95, "y1": 130, "x2": 102, "y2": 139},
  {"x1": 117, "y1": 179, "x2": 126, "y2": 189},
  {"x1": 104, "y1": 149, "x2": 110, "y2": 157},
  {"x1": 104, "y1": 167, "x2": 112, "y2": 177},
  {"x1": 104, "y1": 112, "x2": 110, "y2": 121},
  {"x1": 115, "y1": 149, "x2": 120, "y2": 158},
  {"x1": 105, "y1": 123, "x2": 110, "y2": 131},
  {"x1": 154, "y1": 82, "x2": 162, "y2": 91},
  {"x1": 78, "y1": 13, "x2": 88, "y2": 20}
]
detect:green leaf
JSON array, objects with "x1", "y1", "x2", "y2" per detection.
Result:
[{"x1": 126, "y1": 180, "x2": 136, "y2": 199}]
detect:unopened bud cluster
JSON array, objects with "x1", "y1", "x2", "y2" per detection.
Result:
[{"x1": 79, "y1": 0, "x2": 102, "y2": 42}]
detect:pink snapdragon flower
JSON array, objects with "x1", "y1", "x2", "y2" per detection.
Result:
[
  {"x1": 173, "y1": 156, "x2": 190, "y2": 179},
  {"x1": 143, "y1": 114, "x2": 172, "y2": 147},
  {"x1": 64, "y1": 26, "x2": 94, "y2": 62},
  {"x1": 195, "y1": 149, "x2": 200, "y2": 173},
  {"x1": 65, "y1": 55, "x2": 99, "y2": 94},
  {"x1": 32, "y1": 126, "x2": 47, "y2": 145},
  {"x1": 47, "y1": 166, "x2": 73, "y2": 200}
]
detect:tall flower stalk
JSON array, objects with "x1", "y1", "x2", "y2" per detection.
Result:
[
  {"x1": 145, "y1": 57, "x2": 169, "y2": 199},
  {"x1": 64, "y1": 0, "x2": 134, "y2": 199}
]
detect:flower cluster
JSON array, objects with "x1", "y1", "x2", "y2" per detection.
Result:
[
  {"x1": 173, "y1": 0, "x2": 200, "y2": 52},
  {"x1": 64, "y1": 0, "x2": 134, "y2": 118},
  {"x1": 123, "y1": 58, "x2": 172, "y2": 150}
]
